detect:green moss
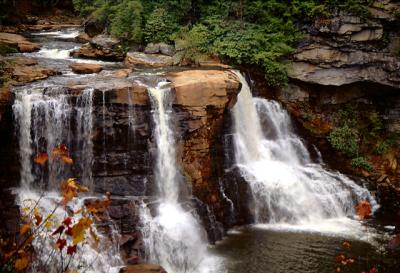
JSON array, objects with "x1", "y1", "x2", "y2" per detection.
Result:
[{"x1": 351, "y1": 157, "x2": 373, "y2": 171}]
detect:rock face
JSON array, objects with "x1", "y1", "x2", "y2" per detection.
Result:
[
  {"x1": 144, "y1": 43, "x2": 175, "y2": 56},
  {"x1": 125, "y1": 52, "x2": 173, "y2": 67},
  {"x1": 0, "y1": 32, "x2": 40, "y2": 52},
  {"x1": 64, "y1": 69, "x2": 246, "y2": 241},
  {"x1": 71, "y1": 35, "x2": 124, "y2": 61},
  {"x1": 288, "y1": 9, "x2": 400, "y2": 88},
  {"x1": 70, "y1": 63, "x2": 103, "y2": 74}
]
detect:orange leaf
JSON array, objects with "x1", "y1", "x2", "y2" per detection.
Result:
[
  {"x1": 34, "y1": 207, "x2": 42, "y2": 226},
  {"x1": 20, "y1": 223, "x2": 31, "y2": 235},
  {"x1": 52, "y1": 144, "x2": 69, "y2": 157},
  {"x1": 336, "y1": 266, "x2": 341, "y2": 272},
  {"x1": 34, "y1": 153, "x2": 48, "y2": 166},
  {"x1": 71, "y1": 217, "x2": 92, "y2": 244},
  {"x1": 15, "y1": 256, "x2": 30, "y2": 271},
  {"x1": 61, "y1": 155, "x2": 73, "y2": 165},
  {"x1": 89, "y1": 226, "x2": 99, "y2": 244},
  {"x1": 355, "y1": 201, "x2": 372, "y2": 220}
]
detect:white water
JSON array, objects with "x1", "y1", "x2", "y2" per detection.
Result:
[
  {"x1": 141, "y1": 82, "x2": 222, "y2": 273},
  {"x1": 13, "y1": 85, "x2": 122, "y2": 273},
  {"x1": 232, "y1": 71, "x2": 378, "y2": 231}
]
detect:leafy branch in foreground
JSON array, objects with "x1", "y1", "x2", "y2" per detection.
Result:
[{"x1": 0, "y1": 144, "x2": 112, "y2": 273}]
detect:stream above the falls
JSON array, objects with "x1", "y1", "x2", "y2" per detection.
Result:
[{"x1": 7, "y1": 28, "x2": 400, "y2": 273}]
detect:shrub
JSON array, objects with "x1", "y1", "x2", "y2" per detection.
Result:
[
  {"x1": 351, "y1": 157, "x2": 373, "y2": 172},
  {"x1": 144, "y1": 8, "x2": 179, "y2": 43},
  {"x1": 173, "y1": 24, "x2": 211, "y2": 65},
  {"x1": 110, "y1": 0, "x2": 143, "y2": 43},
  {"x1": 328, "y1": 125, "x2": 360, "y2": 157}
]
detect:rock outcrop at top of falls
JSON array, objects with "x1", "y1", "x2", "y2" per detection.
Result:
[
  {"x1": 71, "y1": 34, "x2": 125, "y2": 61},
  {"x1": 288, "y1": 7, "x2": 400, "y2": 88}
]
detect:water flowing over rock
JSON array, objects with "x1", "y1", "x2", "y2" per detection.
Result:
[{"x1": 232, "y1": 71, "x2": 377, "y2": 224}]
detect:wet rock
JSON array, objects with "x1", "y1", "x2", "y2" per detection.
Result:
[
  {"x1": 0, "y1": 32, "x2": 40, "y2": 53},
  {"x1": 70, "y1": 63, "x2": 103, "y2": 74},
  {"x1": 120, "y1": 264, "x2": 167, "y2": 273},
  {"x1": 71, "y1": 34, "x2": 124, "y2": 62},
  {"x1": 12, "y1": 66, "x2": 57, "y2": 83},
  {"x1": 75, "y1": 32, "x2": 91, "y2": 43},
  {"x1": 125, "y1": 52, "x2": 173, "y2": 67}
]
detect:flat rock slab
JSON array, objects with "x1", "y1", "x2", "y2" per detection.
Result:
[
  {"x1": 120, "y1": 264, "x2": 167, "y2": 273},
  {"x1": 0, "y1": 32, "x2": 40, "y2": 52},
  {"x1": 70, "y1": 63, "x2": 103, "y2": 74},
  {"x1": 125, "y1": 52, "x2": 173, "y2": 67}
]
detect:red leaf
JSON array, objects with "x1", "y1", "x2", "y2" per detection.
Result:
[
  {"x1": 336, "y1": 254, "x2": 346, "y2": 262},
  {"x1": 65, "y1": 227, "x2": 73, "y2": 236},
  {"x1": 63, "y1": 217, "x2": 72, "y2": 227},
  {"x1": 369, "y1": 267, "x2": 378, "y2": 273},
  {"x1": 52, "y1": 225, "x2": 65, "y2": 236},
  {"x1": 67, "y1": 245, "x2": 77, "y2": 255},
  {"x1": 56, "y1": 239, "x2": 67, "y2": 250},
  {"x1": 342, "y1": 241, "x2": 351, "y2": 250}
]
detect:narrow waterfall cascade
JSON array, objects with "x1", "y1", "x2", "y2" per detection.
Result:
[
  {"x1": 232, "y1": 71, "x2": 378, "y2": 229},
  {"x1": 141, "y1": 81, "x2": 222, "y2": 273},
  {"x1": 12, "y1": 83, "x2": 122, "y2": 272}
]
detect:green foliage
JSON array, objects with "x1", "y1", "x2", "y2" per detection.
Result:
[
  {"x1": 375, "y1": 139, "x2": 395, "y2": 155},
  {"x1": 368, "y1": 111, "x2": 384, "y2": 138},
  {"x1": 110, "y1": 0, "x2": 143, "y2": 43},
  {"x1": 173, "y1": 24, "x2": 211, "y2": 65},
  {"x1": 328, "y1": 125, "x2": 360, "y2": 157},
  {"x1": 72, "y1": 0, "x2": 377, "y2": 86},
  {"x1": 351, "y1": 157, "x2": 373, "y2": 171},
  {"x1": 144, "y1": 8, "x2": 179, "y2": 43}
]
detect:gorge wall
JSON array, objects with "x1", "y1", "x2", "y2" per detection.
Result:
[{"x1": 254, "y1": 2, "x2": 400, "y2": 214}]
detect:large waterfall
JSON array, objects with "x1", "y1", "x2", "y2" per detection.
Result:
[
  {"x1": 141, "y1": 81, "x2": 222, "y2": 273},
  {"x1": 232, "y1": 71, "x2": 378, "y2": 226}
]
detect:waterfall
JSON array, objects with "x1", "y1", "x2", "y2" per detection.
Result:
[
  {"x1": 12, "y1": 85, "x2": 122, "y2": 273},
  {"x1": 141, "y1": 81, "x2": 222, "y2": 273},
  {"x1": 232, "y1": 71, "x2": 378, "y2": 225}
]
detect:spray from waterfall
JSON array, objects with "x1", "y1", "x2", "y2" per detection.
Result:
[
  {"x1": 141, "y1": 81, "x2": 222, "y2": 273},
  {"x1": 232, "y1": 71, "x2": 378, "y2": 225}
]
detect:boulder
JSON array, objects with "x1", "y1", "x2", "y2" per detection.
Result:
[
  {"x1": 167, "y1": 70, "x2": 240, "y2": 107},
  {"x1": 125, "y1": 52, "x2": 173, "y2": 67},
  {"x1": 90, "y1": 34, "x2": 120, "y2": 49},
  {"x1": 71, "y1": 34, "x2": 124, "y2": 61},
  {"x1": 120, "y1": 264, "x2": 166, "y2": 273},
  {"x1": 144, "y1": 43, "x2": 175, "y2": 56},
  {"x1": 70, "y1": 63, "x2": 103, "y2": 74},
  {"x1": 0, "y1": 32, "x2": 40, "y2": 53},
  {"x1": 75, "y1": 32, "x2": 91, "y2": 43}
]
